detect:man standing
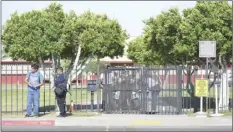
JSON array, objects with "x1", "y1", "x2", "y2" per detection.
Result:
[
  {"x1": 54, "y1": 67, "x2": 67, "y2": 117},
  {"x1": 25, "y1": 64, "x2": 44, "y2": 118}
]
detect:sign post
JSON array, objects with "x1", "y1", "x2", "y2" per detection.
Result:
[
  {"x1": 87, "y1": 80, "x2": 97, "y2": 111},
  {"x1": 195, "y1": 79, "x2": 209, "y2": 116},
  {"x1": 198, "y1": 40, "x2": 216, "y2": 117}
]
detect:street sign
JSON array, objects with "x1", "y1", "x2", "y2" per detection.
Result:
[
  {"x1": 87, "y1": 80, "x2": 97, "y2": 91},
  {"x1": 199, "y1": 41, "x2": 216, "y2": 58},
  {"x1": 195, "y1": 79, "x2": 209, "y2": 97}
]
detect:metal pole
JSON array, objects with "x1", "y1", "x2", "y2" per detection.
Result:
[
  {"x1": 205, "y1": 58, "x2": 209, "y2": 114},
  {"x1": 96, "y1": 59, "x2": 100, "y2": 111},
  {"x1": 200, "y1": 65, "x2": 203, "y2": 114},
  {"x1": 91, "y1": 91, "x2": 94, "y2": 111},
  {"x1": 215, "y1": 83, "x2": 219, "y2": 114}
]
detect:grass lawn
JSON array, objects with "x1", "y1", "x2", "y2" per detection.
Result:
[
  {"x1": 1, "y1": 83, "x2": 231, "y2": 113},
  {"x1": 2, "y1": 88, "x2": 100, "y2": 113}
]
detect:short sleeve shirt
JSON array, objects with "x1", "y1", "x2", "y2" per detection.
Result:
[{"x1": 26, "y1": 71, "x2": 44, "y2": 90}]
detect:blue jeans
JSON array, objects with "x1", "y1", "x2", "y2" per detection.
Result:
[{"x1": 26, "y1": 89, "x2": 40, "y2": 116}]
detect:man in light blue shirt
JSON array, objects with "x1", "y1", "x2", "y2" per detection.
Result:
[{"x1": 24, "y1": 64, "x2": 44, "y2": 117}]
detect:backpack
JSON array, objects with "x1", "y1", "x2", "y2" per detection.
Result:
[
  {"x1": 55, "y1": 83, "x2": 66, "y2": 96},
  {"x1": 54, "y1": 74, "x2": 67, "y2": 96}
]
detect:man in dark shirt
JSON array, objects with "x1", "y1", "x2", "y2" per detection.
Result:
[{"x1": 55, "y1": 67, "x2": 67, "y2": 117}]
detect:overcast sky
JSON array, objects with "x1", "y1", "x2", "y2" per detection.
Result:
[{"x1": 2, "y1": 1, "x2": 197, "y2": 37}]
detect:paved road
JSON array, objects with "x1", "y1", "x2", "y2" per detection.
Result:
[{"x1": 2, "y1": 126, "x2": 232, "y2": 131}]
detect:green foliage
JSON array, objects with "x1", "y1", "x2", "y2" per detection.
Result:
[
  {"x1": 144, "y1": 8, "x2": 182, "y2": 65},
  {"x1": 2, "y1": 2, "x2": 65, "y2": 63},
  {"x1": 84, "y1": 59, "x2": 105, "y2": 73},
  {"x1": 2, "y1": 3, "x2": 127, "y2": 69},
  {"x1": 128, "y1": 2, "x2": 232, "y2": 66},
  {"x1": 127, "y1": 36, "x2": 161, "y2": 65},
  {"x1": 179, "y1": 1, "x2": 232, "y2": 64},
  {"x1": 61, "y1": 10, "x2": 128, "y2": 61}
]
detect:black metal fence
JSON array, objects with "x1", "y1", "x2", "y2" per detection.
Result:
[
  {"x1": 1, "y1": 63, "x2": 232, "y2": 115},
  {"x1": 102, "y1": 66, "x2": 232, "y2": 115},
  {"x1": 1, "y1": 63, "x2": 102, "y2": 115},
  {"x1": 102, "y1": 66, "x2": 183, "y2": 114}
]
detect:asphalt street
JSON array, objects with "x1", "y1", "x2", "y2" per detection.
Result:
[{"x1": 2, "y1": 126, "x2": 232, "y2": 132}]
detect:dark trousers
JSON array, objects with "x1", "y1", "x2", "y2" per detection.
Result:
[{"x1": 56, "y1": 93, "x2": 66, "y2": 115}]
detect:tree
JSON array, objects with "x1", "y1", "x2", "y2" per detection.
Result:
[
  {"x1": 2, "y1": 3, "x2": 127, "y2": 87},
  {"x1": 143, "y1": 8, "x2": 183, "y2": 65},
  {"x1": 61, "y1": 10, "x2": 128, "y2": 86},
  {"x1": 127, "y1": 1, "x2": 232, "y2": 112},
  {"x1": 178, "y1": 1, "x2": 232, "y2": 98},
  {"x1": 179, "y1": 1, "x2": 232, "y2": 111},
  {"x1": 179, "y1": 1, "x2": 232, "y2": 65},
  {"x1": 2, "y1": 3, "x2": 66, "y2": 69},
  {"x1": 127, "y1": 36, "x2": 162, "y2": 66},
  {"x1": 128, "y1": 8, "x2": 183, "y2": 89}
]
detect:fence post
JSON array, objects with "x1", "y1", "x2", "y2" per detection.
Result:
[
  {"x1": 96, "y1": 59, "x2": 100, "y2": 111},
  {"x1": 177, "y1": 66, "x2": 182, "y2": 114},
  {"x1": 141, "y1": 67, "x2": 147, "y2": 114},
  {"x1": 102, "y1": 67, "x2": 108, "y2": 112}
]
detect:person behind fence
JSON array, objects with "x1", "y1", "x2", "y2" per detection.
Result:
[
  {"x1": 25, "y1": 63, "x2": 44, "y2": 118},
  {"x1": 54, "y1": 67, "x2": 67, "y2": 117}
]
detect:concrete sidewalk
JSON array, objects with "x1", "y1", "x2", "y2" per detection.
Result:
[{"x1": 2, "y1": 114, "x2": 232, "y2": 127}]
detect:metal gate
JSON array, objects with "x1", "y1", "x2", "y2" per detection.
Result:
[{"x1": 102, "y1": 66, "x2": 183, "y2": 115}]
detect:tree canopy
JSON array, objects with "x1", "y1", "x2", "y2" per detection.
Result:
[
  {"x1": 2, "y1": 3, "x2": 65, "y2": 64},
  {"x1": 2, "y1": 2, "x2": 127, "y2": 71},
  {"x1": 127, "y1": 1, "x2": 232, "y2": 66},
  {"x1": 61, "y1": 10, "x2": 127, "y2": 62}
]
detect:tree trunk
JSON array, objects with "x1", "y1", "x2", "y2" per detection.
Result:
[
  {"x1": 66, "y1": 44, "x2": 82, "y2": 89},
  {"x1": 70, "y1": 57, "x2": 91, "y2": 81},
  {"x1": 38, "y1": 56, "x2": 45, "y2": 71},
  {"x1": 157, "y1": 66, "x2": 169, "y2": 89}
]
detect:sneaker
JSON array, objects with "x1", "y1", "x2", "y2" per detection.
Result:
[
  {"x1": 57, "y1": 115, "x2": 65, "y2": 118},
  {"x1": 25, "y1": 114, "x2": 32, "y2": 118},
  {"x1": 34, "y1": 115, "x2": 39, "y2": 118}
]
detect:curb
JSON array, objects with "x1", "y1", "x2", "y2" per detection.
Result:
[{"x1": 2, "y1": 120, "x2": 55, "y2": 126}]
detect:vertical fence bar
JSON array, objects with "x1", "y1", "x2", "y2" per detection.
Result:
[
  {"x1": 104, "y1": 67, "x2": 108, "y2": 113},
  {"x1": 182, "y1": 68, "x2": 185, "y2": 113},
  {"x1": 10, "y1": 65, "x2": 13, "y2": 114},
  {"x1": 21, "y1": 65, "x2": 24, "y2": 114},
  {"x1": 162, "y1": 68, "x2": 165, "y2": 115},
  {"x1": 75, "y1": 66, "x2": 78, "y2": 109},
  {"x1": 173, "y1": 68, "x2": 176, "y2": 114},
  {"x1": 16, "y1": 65, "x2": 19, "y2": 114},
  {"x1": 48, "y1": 67, "x2": 51, "y2": 112},
  {"x1": 43, "y1": 66, "x2": 46, "y2": 115},
  {"x1": 155, "y1": 68, "x2": 159, "y2": 115},
  {"x1": 177, "y1": 66, "x2": 182, "y2": 114},
  {"x1": 85, "y1": 69, "x2": 88, "y2": 112},
  {"x1": 80, "y1": 68, "x2": 83, "y2": 111},
  {"x1": 97, "y1": 59, "x2": 100, "y2": 111},
  {"x1": 172, "y1": 67, "x2": 177, "y2": 113},
  {"x1": 5, "y1": 65, "x2": 7, "y2": 113}
]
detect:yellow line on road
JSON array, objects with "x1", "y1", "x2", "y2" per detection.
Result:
[
  {"x1": 131, "y1": 120, "x2": 161, "y2": 125},
  {"x1": 105, "y1": 126, "x2": 109, "y2": 131}
]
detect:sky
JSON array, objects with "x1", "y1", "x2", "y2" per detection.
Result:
[{"x1": 2, "y1": 1, "x2": 197, "y2": 37}]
